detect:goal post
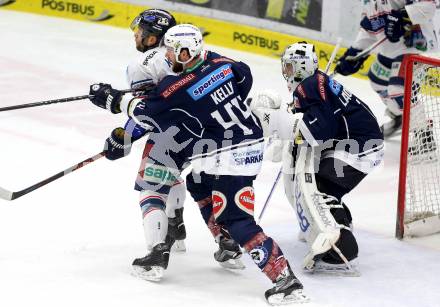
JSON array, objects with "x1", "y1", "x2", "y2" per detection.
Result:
[{"x1": 396, "y1": 54, "x2": 440, "y2": 239}]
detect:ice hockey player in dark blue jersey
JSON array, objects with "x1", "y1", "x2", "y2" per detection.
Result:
[
  {"x1": 87, "y1": 24, "x2": 309, "y2": 305},
  {"x1": 251, "y1": 42, "x2": 384, "y2": 276},
  {"x1": 94, "y1": 9, "x2": 246, "y2": 278}
]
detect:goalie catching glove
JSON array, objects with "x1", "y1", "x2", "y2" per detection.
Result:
[{"x1": 249, "y1": 90, "x2": 303, "y2": 141}]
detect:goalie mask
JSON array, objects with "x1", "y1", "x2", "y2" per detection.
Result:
[
  {"x1": 163, "y1": 24, "x2": 204, "y2": 64},
  {"x1": 281, "y1": 42, "x2": 318, "y2": 93}
]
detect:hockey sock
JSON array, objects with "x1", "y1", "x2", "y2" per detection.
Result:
[
  {"x1": 197, "y1": 196, "x2": 222, "y2": 240},
  {"x1": 244, "y1": 232, "x2": 290, "y2": 282},
  {"x1": 140, "y1": 192, "x2": 168, "y2": 252}
]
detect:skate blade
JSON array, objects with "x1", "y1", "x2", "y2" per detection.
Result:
[
  {"x1": 267, "y1": 289, "x2": 310, "y2": 305},
  {"x1": 132, "y1": 265, "x2": 164, "y2": 282},
  {"x1": 304, "y1": 265, "x2": 361, "y2": 277},
  {"x1": 171, "y1": 240, "x2": 186, "y2": 253},
  {"x1": 218, "y1": 258, "x2": 246, "y2": 270}
]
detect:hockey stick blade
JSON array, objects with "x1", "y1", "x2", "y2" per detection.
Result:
[
  {"x1": 0, "y1": 152, "x2": 105, "y2": 201},
  {"x1": 0, "y1": 186, "x2": 13, "y2": 201}
]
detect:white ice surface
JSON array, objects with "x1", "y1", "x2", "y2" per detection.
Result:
[{"x1": 0, "y1": 10, "x2": 439, "y2": 307}]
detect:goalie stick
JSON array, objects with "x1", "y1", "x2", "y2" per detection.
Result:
[
  {"x1": 257, "y1": 38, "x2": 342, "y2": 224},
  {"x1": 0, "y1": 89, "x2": 136, "y2": 112},
  {"x1": 0, "y1": 151, "x2": 105, "y2": 201}
]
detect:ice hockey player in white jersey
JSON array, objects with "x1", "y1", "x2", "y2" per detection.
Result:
[
  {"x1": 97, "y1": 9, "x2": 186, "y2": 277},
  {"x1": 335, "y1": 0, "x2": 438, "y2": 138},
  {"x1": 251, "y1": 42, "x2": 384, "y2": 275},
  {"x1": 96, "y1": 9, "x2": 244, "y2": 280}
]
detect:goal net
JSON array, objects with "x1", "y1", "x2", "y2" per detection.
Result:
[{"x1": 396, "y1": 54, "x2": 440, "y2": 239}]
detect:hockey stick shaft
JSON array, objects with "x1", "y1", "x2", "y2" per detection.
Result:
[
  {"x1": 257, "y1": 167, "x2": 282, "y2": 224},
  {"x1": 0, "y1": 89, "x2": 135, "y2": 112},
  {"x1": 0, "y1": 151, "x2": 105, "y2": 201},
  {"x1": 325, "y1": 37, "x2": 342, "y2": 74},
  {"x1": 346, "y1": 37, "x2": 387, "y2": 62}
]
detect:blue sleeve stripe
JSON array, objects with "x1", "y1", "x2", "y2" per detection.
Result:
[{"x1": 368, "y1": 70, "x2": 389, "y2": 86}]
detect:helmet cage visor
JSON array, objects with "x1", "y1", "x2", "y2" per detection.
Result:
[{"x1": 282, "y1": 60, "x2": 295, "y2": 81}]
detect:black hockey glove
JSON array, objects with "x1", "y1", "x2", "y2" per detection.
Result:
[
  {"x1": 334, "y1": 47, "x2": 368, "y2": 76},
  {"x1": 104, "y1": 127, "x2": 133, "y2": 160},
  {"x1": 385, "y1": 10, "x2": 406, "y2": 43},
  {"x1": 89, "y1": 83, "x2": 123, "y2": 114}
]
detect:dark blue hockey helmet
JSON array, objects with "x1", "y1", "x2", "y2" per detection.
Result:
[{"x1": 130, "y1": 9, "x2": 176, "y2": 41}]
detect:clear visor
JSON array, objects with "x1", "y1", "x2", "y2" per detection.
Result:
[
  {"x1": 282, "y1": 61, "x2": 294, "y2": 81},
  {"x1": 130, "y1": 16, "x2": 141, "y2": 32},
  {"x1": 130, "y1": 14, "x2": 156, "y2": 32}
]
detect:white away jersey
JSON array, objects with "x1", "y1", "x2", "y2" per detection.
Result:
[
  {"x1": 126, "y1": 46, "x2": 175, "y2": 90},
  {"x1": 353, "y1": 0, "x2": 438, "y2": 56}
]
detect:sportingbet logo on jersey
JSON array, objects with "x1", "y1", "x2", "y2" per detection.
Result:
[{"x1": 187, "y1": 64, "x2": 234, "y2": 100}]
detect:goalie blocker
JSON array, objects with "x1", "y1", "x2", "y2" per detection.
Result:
[{"x1": 251, "y1": 42, "x2": 384, "y2": 275}]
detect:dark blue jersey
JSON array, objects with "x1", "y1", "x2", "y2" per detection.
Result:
[
  {"x1": 128, "y1": 51, "x2": 264, "y2": 174},
  {"x1": 293, "y1": 70, "x2": 383, "y2": 154}
]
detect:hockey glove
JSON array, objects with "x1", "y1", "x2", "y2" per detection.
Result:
[
  {"x1": 385, "y1": 10, "x2": 406, "y2": 43},
  {"x1": 104, "y1": 127, "x2": 133, "y2": 160},
  {"x1": 89, "y1": 83, "x2": 123, "y2": 114},
  {"x1": 248, "y1": 89, "x2": 282, "y2": 110},
  {"x1": 404, "y1": 25, "x2": 427, "y2": 51},
  {"x1": 334, "y1": 47, "x2": 368, "y2": 76}
]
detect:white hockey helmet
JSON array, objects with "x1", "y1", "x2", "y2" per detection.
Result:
[
  {"x1": 281, "y1": 42, "x2": 318, "y2": 92},
  {"x1": 163, "y1": 24, "x2": 204, "y2": 64}
]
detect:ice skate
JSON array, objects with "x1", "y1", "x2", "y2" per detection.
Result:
[
  {"x1": 167, "y1": 208, "x2": 187, "y2": 252},
  {"x1": 132, "y1": 243, "x2": 170, "y2": 281},
  {"x1": 304, "y1": 258, "x2": 360, "y2": 277},
  {"x1": 381, "y1": 111, "x2": 402, "y2": 138},
  {"x1": 165, "y1": 234, "x2": 186, "y2": 253},
  {"x1": 214, "y1": 236, "x2": 246, "y2": 270},
  {"x1": 265, "y1": 266, "x2": 309, "y2": 305}
]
